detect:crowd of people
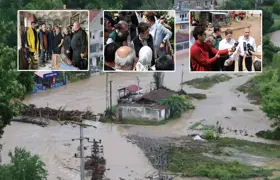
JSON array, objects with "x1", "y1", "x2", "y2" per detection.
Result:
[
  {"x1": 190, "y1": 25, "x2": 262, "y2": 72},
  {"x1": 103, "y1": 11, "x2": 175, "y2": 71},
  {"x1": 19, "y1": 21, "x2": 88, "y2": 70}
]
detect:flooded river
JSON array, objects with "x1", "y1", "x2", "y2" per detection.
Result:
[{"x1": 1, "y1": 31, "x2": 280, "y2": 179}]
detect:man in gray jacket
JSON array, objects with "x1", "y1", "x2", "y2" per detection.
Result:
[{"x1": 145, "y1": 13, "x2": 172, "y2": 58}]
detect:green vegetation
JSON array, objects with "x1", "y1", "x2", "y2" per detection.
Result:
[
  {"x1": 182, "y1": 74, "x2": 232, "y2": 90},
  {"x1": 237, "y1": 55, "x2": 280, "y2": 140},
  {"x1": 216, "y1": 138, "x2": 280, "y2": 158},
  {"x1": 168, "y1": 137, "x2": 280, "y2": 179},
  {"x1": 157, "y1": 95, "x2": 194, "y2": 118},
  {"x1": 101, "y1": 94, "x2": 194, "y2": 126},
  {"x1": 0, "y1": 148, "x2": 48, "y2": 180},
  {"x1": 169, "y1": 147, "x2": 272, "y2": 180}
]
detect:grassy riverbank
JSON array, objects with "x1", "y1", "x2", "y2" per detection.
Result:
[
  {"x1": 182, "y1": 74, "x2": 232, "y2": 90},
  {"x1": 129, "y1": 135, "x2": 280, "y2": 180}
]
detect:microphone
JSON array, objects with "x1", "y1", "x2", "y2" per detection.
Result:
[{"x1": 243, "y1": 42, "x2": 247, "y2": 52}]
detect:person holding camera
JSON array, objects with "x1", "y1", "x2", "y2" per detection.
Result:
[
  {"x1": 190, "y1": 26, "x2": 234, "y2": 71},
  {"x1": 237, "y1": 27, "x2": 256, "y2": 71}
]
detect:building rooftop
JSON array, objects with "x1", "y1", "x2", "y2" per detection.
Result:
[
  {"x1": 151, "y1": 104, "x2": 168, "y2": 110},
  {"x1": 126, "y1": 85, "x2": 142, "y2": 93},
  {"x1": 136, "y1": 88, "x2": 174, "y2": 102},
  {"x1": 117, "y1": 85, "x2": 142, "y2": 93}
]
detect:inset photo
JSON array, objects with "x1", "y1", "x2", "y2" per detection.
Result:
[
  {"x1": 103, "y1": 10, "x2": 175, "y2": 72},
  {"x1": 189, "y1": 10, "x2": 262, "y2": 72},
  {"x1": 18, "y1": 10, "x2": 90, "y2": 71}
]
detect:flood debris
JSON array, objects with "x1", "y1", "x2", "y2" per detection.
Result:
[
  {"x1": 231, "y1": 106, "x2": 237, "y2": 111},
  {"x1": 19, "y1": 103, "x2": 102, "y2": 123},
  {"x1": 243, "y1": 108, "x2": 254, "y2": 112},
  {"x1": 193, "y1": 135, "x2": 207, "y2": 141}
]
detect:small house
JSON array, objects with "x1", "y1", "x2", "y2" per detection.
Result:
[{"x1": 117, "y1": 85, "x2": 143, "y2": 98}]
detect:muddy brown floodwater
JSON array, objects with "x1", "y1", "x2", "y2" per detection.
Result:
[{"x1": 1, "y1": 30, "x2": 280, "y2": 180}]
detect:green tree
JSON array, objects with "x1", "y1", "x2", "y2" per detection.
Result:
[
  {"x1": 262, "y1": 0, "x2": 276, "y2": 6},
  {"x1": 157, "y1": 95, "x2": 193, "y2": 118},
  {"x1": 261, "y1": 70, "x2": 280, "y2": 128},
  {"x1": 0, "y1": 0, "x2": 24, "y2": 22},
  {"x1": 272, "y1": 3, "x2": 280, "y2": 15},
  {"x1": 140, "y1": 0, "x2": 173, "y2": 9},
  {"x1": 0, "y1": 147, "x2": 48, "y2": 180},
  {"x1": 0, "y1": 21, "x2": 17, "y2": 47},
  {"x1": 262, "y1": 7, "x2": 274, "y2": 34},
  {"x1": 262, "y1": 35, "x2": 280, "y2": 65},
  {"x1": 24, "y1": 0, "x2": 63, "y2": 10},
  {"x1": 85, "y1": 0, "x2": 124, "y2": 9},
  {"x1": 224, "y1": 0, "x2": 254, "y2": 9},
  {"x1": 0, "y1": 45, "x2": 31, "y2": 137}
]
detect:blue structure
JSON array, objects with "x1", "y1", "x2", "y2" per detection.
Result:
[{"x1": 33, "y1": 71, "x2": 66, "y2": 93}]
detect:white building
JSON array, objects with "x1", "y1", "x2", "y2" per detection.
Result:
[{"x1": 89, "y1": 10, "x2": 103, "y2": 76}]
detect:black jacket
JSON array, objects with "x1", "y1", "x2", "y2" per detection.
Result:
[
  {"x1": 63, "y1": 34, "x2": 72, "y2": 52},
  {"x1": 70, "y1": 28, "x2": 87, "y2": 54},
  {"x1": 132, "y1": 34, "x2": 155, "y2": 66}
]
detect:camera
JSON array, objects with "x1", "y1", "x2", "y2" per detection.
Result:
[
  {"x1": 231, "y1": 41, "x2": 239, "y2": 52},
  {"x1": 247, "y1": 43, "x2": 254, "y2": 55}
]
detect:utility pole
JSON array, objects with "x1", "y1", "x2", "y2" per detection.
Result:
[
  {"x1": 72, "y1": 114, "x2": 89, "y2": 180},
  {"x1": 109, "y1": 80, "x2": 112, "y2": 114},
  {"x1": 106, "y1": 73, "x2": 109, "y2": 110},
  {"x1": 180, "y1": 64, "x2": 184, "y2": 91}
]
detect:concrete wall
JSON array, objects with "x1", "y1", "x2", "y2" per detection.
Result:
[{"x1": 117, "y1": 104, "x2": 170, "y2": 122}]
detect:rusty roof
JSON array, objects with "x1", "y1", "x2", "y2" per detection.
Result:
[
  {"x1": 151, "y1": 104, "x2": 167, "y2": 110},
  {"x1": 136, "y1": 89, "x2": 174, "y2": 102},
  {"x1": 126, "y1": 85, "x2": 142, "y2": 92}
]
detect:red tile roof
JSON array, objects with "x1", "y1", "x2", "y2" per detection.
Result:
[
  {"x1": 136, "y1": 89, "x2": 174, "y2": 102},
  {"x1": 176, "y1": 31, "x2": 189, "y2": 43},
  {"x1": 151, "y1": 104, "x2": 167, "y2": 110},
  {"x1": 126, "y1": 85, "x2": 142, "y2": 93}
]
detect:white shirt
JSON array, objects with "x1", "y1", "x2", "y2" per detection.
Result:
[
  {"x1": 219, "y1": 38, "x2": 237, "y2": 66},
  {"x1": 106, "y1": 38, "x2": 114, "y2": 44},
  {"x1": 149, "y1": 23, "x2": 156, "y2": 40},
  {"x1": 237, "y1": 36, "x2": 257, "y2": 56},
  {"x1": 135, "y1": 11, "x2": 142, "y2": 23}
]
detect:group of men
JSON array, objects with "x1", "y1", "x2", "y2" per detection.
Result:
[
  {"x1": 21, "y1": 21, "x2": 88, "y2": 70},
  {"x1": 103, "y1": 11, "x2": 174, "y2": 71},
  {"x1": 190, "y1": 26, "x2": 262, "y2": 72}
]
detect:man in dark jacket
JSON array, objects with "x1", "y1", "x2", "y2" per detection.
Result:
[
  {"x1": 70, "y1": 22, "x2": 87, "y2": 70},
  {"x1": 47, "y1": 24, "x2": 54, "y2": 61},
  {"x1": 38, "y1": 23, "x2": 48, "y2": 67},
  {"x1": 131, "y1": 22, "x2": 155, "y2": 66},
  {"x1": 63, "y1": 27, "x2": 72, "y2": 59}
]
